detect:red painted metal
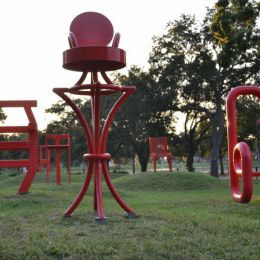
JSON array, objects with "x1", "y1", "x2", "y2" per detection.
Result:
[
  {"x1": 0, "y1": 100, "x2": 38, "y2": 194},
  {"x1": 53, "y1": 11, "x2": 136, "y2": 222},
  {"x1": 45, "y1": 134, "x2": 71, "y2": 185},
  {"x1": 226, "y1": 86, "x2": 260, "y2": 203},
  {"x1": 39, "y1": 145, "x2": 51, "y2": 182},
  {"x1": 69, "y1": 12, "x2": 114, "y2": 47},
  {"x1": 149, "y1": 137, "x2": 173, "y2": 173}
]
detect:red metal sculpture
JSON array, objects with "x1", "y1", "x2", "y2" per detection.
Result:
[
  {"x1": 53, "y1": 12, "x2": 136, "y2": 222},
  {"x1": 39, "y1": 144, "x2": 51, "y2": 182},
  {"x1": 0, "y1": 100, "x2": 38, "y2": 194},
  {"x1": 45, "y1": 134, "x2": 71, "y2": 185},
  {"x1": 149, "y1": 137, "x2": 173, "y2": 173},
  {"x1": 226, "y1": 86, "x2": 260, "y2": 203}
]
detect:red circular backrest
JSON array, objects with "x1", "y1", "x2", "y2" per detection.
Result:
[{"x1": 70, "y1": 12, "x2": 114, "y2": 47}]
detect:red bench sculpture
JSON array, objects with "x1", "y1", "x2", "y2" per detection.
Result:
[
  {"x1": 53, "y1": 11, "x2": 136, "y2": 222},
  {"x1": 149, "y1": 137, "x2": 173, "y2": 173},
  {"x1": 226, "y1": 86, "x2": 260, "y2": 203},
  {"x1": 0, "y1": 100, "x2": 38, "y2": 194},
  {"x1": 45, "y1": 134, "x2": 71, "y2": 185}
]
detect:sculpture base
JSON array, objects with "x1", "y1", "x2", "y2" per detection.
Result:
[
  {"x1": 63, "y1": 213, "x2": 72, "y2": 218},
  {"x1": 18, "y1": 192, "x2": 29, "y2": 195},
  {"x1": 125, "y1": 212, "x2": 137, "y2": 219},
  {"x1": 95, "y1": 216, "x2": 108, "y2": 224}
]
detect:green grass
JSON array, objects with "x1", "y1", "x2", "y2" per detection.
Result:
[{"x1": 0, "y1": 169, "x2": 260, "y2": 259}]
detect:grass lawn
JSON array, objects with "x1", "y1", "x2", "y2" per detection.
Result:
[{"x1": 0, "y1": 169, "x2": 260, "y2": 259}]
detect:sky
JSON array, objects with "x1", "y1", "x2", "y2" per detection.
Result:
[{"x1": 0, "y1": 0, "x2": 216, "y2": 130}]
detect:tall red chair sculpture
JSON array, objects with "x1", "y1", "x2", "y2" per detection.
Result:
[
  {"x1": 39, "y1": 144, "x2": 51, "y2": 182},
  {"x1": 149, "y1": 137, "x2": 173, "y2": 173},
  {"x1": 0, "y1": 100, "x2": 38, "y2": 194},
  {"x1": 226, "y1": 86, "x2": 260, "y2": 203},
  {"x1": 45, "y1": 134, "x2": 71, "y2": 185},
  {"x1": 53, "y1": 12, "x2": 136, "y2": 222}
]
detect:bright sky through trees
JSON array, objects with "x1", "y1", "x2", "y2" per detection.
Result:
[{"x1": 0, "y1": 0, "x2": 216, "y2": 129}]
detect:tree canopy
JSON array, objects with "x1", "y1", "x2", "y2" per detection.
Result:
[
  {"x1": 148, "y1": 0, "x2": 259, "y2": 176},
  {"x1": 45, "y1": 0, "x2": 259, "y2": 175}
]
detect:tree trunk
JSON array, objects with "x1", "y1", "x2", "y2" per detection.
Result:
[
  {"x1": 219, "y1": 147, "x2": 227, "y2": 176},
  {"x1": 210, "y1": 105, "x2": 225, "y2": 178},
  {"x1": 136, "y1": 152, "x2": 149, "y2": 172},
  {"x1": 219, "y1": 155, "x2": 225, "y2": 175},
  {"x1": 210, "y1": 133, "x2": 219, "y2": 177},
  {"x1": 140, "y1": 157, "x2": 148, "y2": 172},
  {"x1": 132, "y1": 154, "x2": 135, "y2": 174},
  {"x1": 186, "y1": 151, "x2": 195, "y2": 172},
  {"x1": 136, "y1": 144, "x2": 149, "y2": 172}
]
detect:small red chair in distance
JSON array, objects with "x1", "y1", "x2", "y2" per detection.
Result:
[
  {"x1": 45, "y1": 134, "x2": 71, "y2": 185},
  {"x1": 39, "y1": 144, "x2": 51, "y2": 182},
  {"x1": 0, "y1": 100, "x2": 38, "y2": 194},
  {"x1": 149, "y1": 137, "x2": 173, "y2": 173}
]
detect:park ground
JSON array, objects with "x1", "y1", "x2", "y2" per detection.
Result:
[{"x1": 0, "y1": 167, "x2": 260, "y2": 259}]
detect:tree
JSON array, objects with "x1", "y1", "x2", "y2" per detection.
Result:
[
  {"x1": 45, "y1": 98, "x2": 90, "y2": 165},
  {"x1": 148, "y1": 1, "x2": 259, "y2": 177},
  {"x1": 208, "y1": 0, "x2": 260, "y2": 175},
  {"x1": 149, "y1": 15, "x2": 218, "y2": 174},
  {"x1": 181, "y1": 111, "x2": 210, "y2": 172},
  {"x1": 236, "y1": 95, "x2": 260, "y2": 150},
  {"x1": 113, "y1": 66, "x2": 174, "y2": 172},
  {"x1": 44, "y1": 67, "x2": 172, "y2": 171}
]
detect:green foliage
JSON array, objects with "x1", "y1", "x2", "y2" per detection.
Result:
[
  {"x1": 0, "y1": 134, "x2": 29, "y2": 160},
  {"x1": 0, "y1": 108, "x2": 6, "y2": 122},
  {"x1": 45, "y1": 66, "x2": 175, "y2": 171},
  {"x1": 44, "y1": 1, "x2": 259, "y2": 176},
  {"x1": 45, "y1": 98, "x2": 89, "y2": 133},
  {"x1": 237, "y1": 95, "x2": 260, "y2": 148},
  {"x1": 182, "y1": 112, "x2": 211, "y2": 171},
  {"x1": 113, "y1": 66, "x2": 174, "y2": 171},
  {"x1": 149, "y1": 14, "x2": 219, "y2": 173},
  {"x1": 45, "y1": 98, "x2": 93, "y2": 165},
  {"x1": 211, "y1": 0, "x2": 259, "y2": 45},
  {"x1": 148, "y1": 3, "x2": 259, "y2": 176}
]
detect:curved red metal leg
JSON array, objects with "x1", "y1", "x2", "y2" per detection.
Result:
[
  {"x1": 231, "y1": 142, "x2": 253, "y2": 203},
  {"x1": 100, "y1": 87, "x2": 136, "y2": 152},
  {"x1": 101, "y1": 160, "x2": 135, "y2": 216},
  {"x1": 55, "y1": 85, "x2": 136, "y2": 220},
  {"x1": 53, "y1": 88, "x2": 94, "y2": 153},
  {"x1": 64, "y1": 160, "x2": 94, "y2": 216},
  {"x1": 99, "y1": 86, "x2": 136, "y2": 218}
]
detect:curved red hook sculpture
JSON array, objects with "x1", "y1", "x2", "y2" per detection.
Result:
[
  {"x1": 53, "y1": 12, "x2": 136, "y2": 222},
  {"x1": 226, "y1": 86, "x2": 260, "y2": 203}
]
